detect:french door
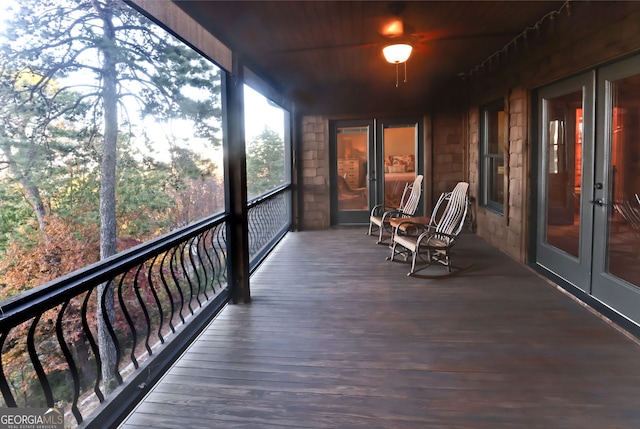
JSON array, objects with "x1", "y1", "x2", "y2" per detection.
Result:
[
  {"x1": 536, "y1": 56, "x2": 640, "y2": 325},
  {"x1": 330, "y1": 118, "x2": 422, "y2": 225},
  {"x1": 591, "y1": 56, "x2": 640, "y2": 323}
]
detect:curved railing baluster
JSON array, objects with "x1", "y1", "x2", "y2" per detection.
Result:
[
  {"x1": 129, "y1": 262, "x2": 150, "y2": 359},
  {"x1": 212, "y1": 223, "x2": 225, "y2": 288},
  {"x1": 81, "y1": 288, "x2": 105, "y2": 403},
  {"x1": 27, "y1": 314, "x2": 54, "y2": 407},
  {"x1": 0, "y1": 331, "x2": 16, "y2": 407},
  {"x1": 134, "y1": 262, "x2": 153, "y2": 357},
  {"x1": 101, "y1": 280, "x2": 123, "y2": 385},
  {"x1": 56, "y1": 301, "x2": 82, "y2": 424},
  {"x1": 169, "y1": 245, "x2": 186, "y2": 323},
  {"x1": 200, "y1": 229, "x2": 213, "y2": 299},
  {"x1": 218, "y1": 223, "x2": 229, "y2": 285},
  {"x1": 147, "y1": 254, "x2": 166, "y2": 344},
  {"x1": 196, "y1": 232, "x2": 209, "y2": 298},
  {"x1": 159, "y1": 250, "x2": 177, "y2": 334},
  {"x1": 178, "y1": 240, "x2": 195, "y2": 316},
  {"x1": 117, "y1": 272, "x2": 139, "y2": 369},
  {"x1": 187, "y1": 235, "x2": 203, "y2": 307},
  {"x1": 0, "y1": 187, "x2": 290, "y2": 425}
]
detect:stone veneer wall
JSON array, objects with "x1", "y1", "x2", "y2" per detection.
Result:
[
  {"x1": 300, "y1": 115, "x2": 330, "y2": 230},
  {"x1": 465, "y1": 3, "x2": 640, "y2": 263},
  {"x1": 431, "y1": 113, "x2": 465, "y2": 203},
  {"x1": 469, "y1": 88, "x2": 527, "y2": 261}
]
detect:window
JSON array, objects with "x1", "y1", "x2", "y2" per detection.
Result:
[
  {"x1": 480, "y1": 99, "x2": 506, "y2": 213},
  {"x1": 0, "y1": 0, "x2": 223, "y2": 291},
  {"x1": 244, "y1": 85, "x2": 287, "y2": 200}
]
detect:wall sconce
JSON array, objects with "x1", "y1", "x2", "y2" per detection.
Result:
[{"x1": 382, "y1": 43, "x2": 412, "y2": 87}]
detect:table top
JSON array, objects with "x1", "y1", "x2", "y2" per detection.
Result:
[{"x1": 389, "y1": 216, "x2": 432, "y2": 230}]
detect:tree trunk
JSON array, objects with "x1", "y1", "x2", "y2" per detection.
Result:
[
  {"x1": 23, "y1": 183, "x2": 47, "y2": 239},
  {"x1": 94, "y1": 0, "x2": 118, "y2": 393},
  {"x1": 0, "y1": 143, "x2": 48, "y2": 240}
]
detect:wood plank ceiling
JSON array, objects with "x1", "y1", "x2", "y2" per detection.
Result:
[{"x1": 174, "y1": 1, "x2": 566, "y2": 115}]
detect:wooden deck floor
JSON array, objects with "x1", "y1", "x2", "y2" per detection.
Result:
[{"x1": 120, "y1": 228, "x2": 640, "y2": 429}]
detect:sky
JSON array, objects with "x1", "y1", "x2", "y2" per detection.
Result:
[
  {"x1": 0, "y1": 0, "x2": 287, "y2": 162},
  {"x1": 0, "y1": 1, "x2": 9, "y2": 38},
  {"x1": 244, "y1": 85, "x2": 285, "y2": 141}
]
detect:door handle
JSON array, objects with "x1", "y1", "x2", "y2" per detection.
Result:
[{"x1": 589, "y1": 199, "x2": 604, "y2": 206}]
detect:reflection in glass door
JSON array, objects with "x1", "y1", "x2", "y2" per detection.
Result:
[
  {"x1": 330, "y1": 120, "x2": 374, "y2": 225},
  {"x1": 545, "y1": 93, "x2": 583, "y2": 258},
  {"x1": 535, "y1": 72, "x2": 595, "y2": 291},
  {"x1": 601, "y1": 75, "x2": 640, "y2": 285},
  {"x1": 381, "y1": 124, "x2": 418, "y2": 209},
  {"x1": 336, "y1": 127, "x2": 369, "y2": 212},
  {"x1": 591, "y1": 56, "x2": 640, "y2": 324}
]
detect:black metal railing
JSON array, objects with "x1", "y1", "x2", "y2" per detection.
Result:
[
  {"x1": 0, "y1": 214, "x2": 230, "y2": 428},
  {"x1": 248, "y1": 184, "x2": 292, "y2": 272},
  {"x1": 0, "y1": 184, "x2": 292, "y2": 428}
]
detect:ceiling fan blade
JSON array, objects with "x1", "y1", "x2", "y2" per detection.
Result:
[
  {"x1": 378, "y1": 1, "x2": 409, "y2": 38},
  {"x1": 413, "y1": 30, "x2": 519, "y2": 44},
  {"x1": 271, "y1": 42, "x2": 378, "y2": 54},
  {"x1": 380, "y1": 17, "x2": 404, "y2": 38}
]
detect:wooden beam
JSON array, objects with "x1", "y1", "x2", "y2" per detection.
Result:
[
  {"x1": 222, "y1": 55, "x2": 251, "y2": 304},
  {"x1": 128, "y1": 0, "x2": 233, "y2": 72}
]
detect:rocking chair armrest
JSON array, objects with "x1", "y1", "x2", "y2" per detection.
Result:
[
  {"x1": 381, "y1": 209, "x2": 406, "y2": 222},
  {"x1": 370, "y1": 204, "x2": 397, "y2": 217},
  {"x1": 393, "y1": 220, "x2": 434, "y2": 236},
  {"x1": 415, "y1": 230, "x2": 458, "y2": 248}
]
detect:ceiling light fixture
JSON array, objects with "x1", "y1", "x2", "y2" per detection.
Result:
[{"x1": 383, "y1": 43, "x2": 412, "y2": 87}]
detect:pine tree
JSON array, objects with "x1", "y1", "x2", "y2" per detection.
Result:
[
  {"x1": 246, "y1": 127, "x2": 286, "y2": 199},
  {"x1": 0, "y1": 0, "x2": 222, "y2": 391}
]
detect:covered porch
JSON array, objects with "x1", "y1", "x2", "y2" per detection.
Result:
[{"x1": 120, "y1": 228, "x2": 640, "y2": 428}]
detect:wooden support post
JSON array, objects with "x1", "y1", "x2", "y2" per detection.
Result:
[{"x1": 222, "y1": 55, "x2": 251, "y2": 304}]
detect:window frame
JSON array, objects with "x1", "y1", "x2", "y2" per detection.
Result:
[{"x1": 479, "y1": 98, "x2": 506, "y2": 214}]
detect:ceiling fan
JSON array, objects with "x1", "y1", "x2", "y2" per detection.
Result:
[
  {"x1": 269, "y1": 2, "x2": 419, "y2": 55},
  {"x1": 375, "y1": 2, "x2": 481, "y2": 56},
  {"x1": 377, "y1": 2, "x2": 415, "y2": 65},
  {"x1": 377, "y1": 1, "x2": 412, "y2": 41},
  {"x1": 271, "y1": 1, "x2": 514, "y2": 55}
]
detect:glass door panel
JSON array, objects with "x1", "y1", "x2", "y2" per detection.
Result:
[
  {"x1": 535, "y1": 72, "x2": 595, "y2": 291},
  {"x1": 336, "y1": 127, "x2": 368, "y2": 212},
  {"x1": 605, "y1": 75, "x2": 640, "y2": 285},
  {"x1": 330, "y1": 119, "x2": 374, "y2": 225},
  {"x1": 376, "y1": 118, "x2": 423, "y2": 217},
  {"x1": 382, "y1": 125, "x2": 417, "y2": 208},
  {"x1": 545, "y1": 93, "x2": 583, "y2": 258}
]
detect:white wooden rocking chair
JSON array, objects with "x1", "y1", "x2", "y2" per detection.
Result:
[
  {"x1": 388, "y1": 181, "x2": 469, "y2": 276},
  {"x1": 367, "y1": 174, "x2": 423, "y2": 244}
]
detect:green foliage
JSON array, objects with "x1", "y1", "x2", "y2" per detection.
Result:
[
  {"x1": 0, "y1": 181, "x2": 38, "y2": 254},
  {"x1": 0, "y1": 0, "x2": 224, "y2": 256},
  {"x1": 0, "y1": 0, "x2": 229, "y2": 408},
  {"x1": 246, "y1": 126, "x2": 286, "y2": 199},
  {"x1": 115, "y1": 147, "x2": 174, "y2": 237}
]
